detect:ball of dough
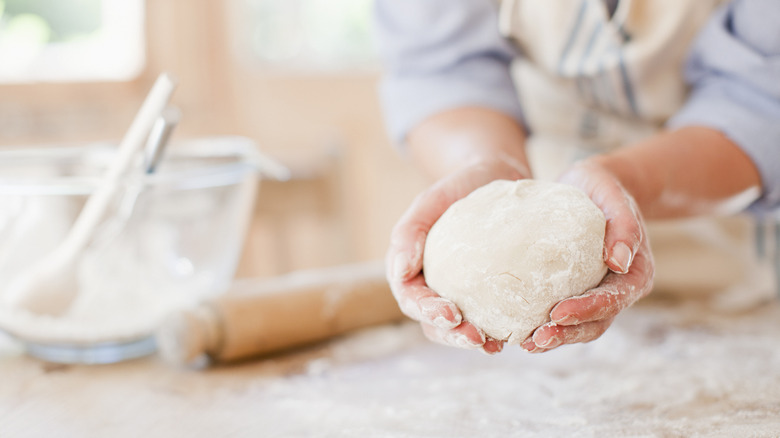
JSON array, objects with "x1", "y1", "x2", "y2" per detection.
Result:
[{"x1": 423, "y1": 180, "x2": 608, "y2": 345}]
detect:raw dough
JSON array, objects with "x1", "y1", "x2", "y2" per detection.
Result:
[{"x1": 423, "y1": 180, "x2": 608, "y2": 344}]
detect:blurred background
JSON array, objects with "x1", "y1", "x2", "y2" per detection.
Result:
[{"x1": 0, "y1": 0, "x2": 428, "y2": 278}]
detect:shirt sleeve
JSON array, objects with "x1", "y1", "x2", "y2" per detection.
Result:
[
  {"x1": 374, "y1": 0, "x2": 524, "y2": 145},
  {"x1": 667, "y1": 0, "x2": 780, "y2": 214}
]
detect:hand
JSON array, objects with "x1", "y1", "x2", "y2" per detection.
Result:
[
  {"x1": 386, "y1": 154, "x2": 529, "y2": 354},
  {"x1": 521, "y1": 160, "x2": 655, "y2": 353}
]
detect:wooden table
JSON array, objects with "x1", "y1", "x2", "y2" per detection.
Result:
[{"x1": 3, "y1": 295, "x2": 780, "y2": 437}]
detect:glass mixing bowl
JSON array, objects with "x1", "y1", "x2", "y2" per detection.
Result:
[{"x1": 0, "y1": 136, "x2": 283, "y2": 363}]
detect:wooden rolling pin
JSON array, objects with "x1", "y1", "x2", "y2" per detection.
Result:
[{"x1": 156, "y1": 261, "x2": 405, "y2": 367}]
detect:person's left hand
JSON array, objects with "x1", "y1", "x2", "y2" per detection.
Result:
[{"x1": 521, "y1": 160, "x2": 655, "y2": 353}]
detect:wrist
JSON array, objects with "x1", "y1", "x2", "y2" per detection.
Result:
[
  {"x1": 407, "y1": 107, "x2": 529, "y2": 181},
  {"x1": 583, "y1": 127, "x2": 762, "y2": 219}
]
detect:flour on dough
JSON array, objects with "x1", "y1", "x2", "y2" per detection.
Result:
[{"x1": 423, "y1": 179, "x2": 608, "y2": 344}]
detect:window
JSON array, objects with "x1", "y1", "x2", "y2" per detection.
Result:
[
  {"x1": 233, "y1": 0, "x2": 376, "y2": 72},
  {"x1": 0, "y1": 0, "x2": 144, "y2": 83}
]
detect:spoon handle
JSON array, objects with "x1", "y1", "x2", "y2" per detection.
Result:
[
  {"x1": 143, "y1": 106, "x2": 181, "y2": 174},
  {"x1": 63, "y1": 73, "x2": 177, "y2": 256}
]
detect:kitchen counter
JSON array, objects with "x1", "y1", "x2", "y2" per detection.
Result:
[{"x1": 2, "y1": 293, "x2": 780, "y2": 437}]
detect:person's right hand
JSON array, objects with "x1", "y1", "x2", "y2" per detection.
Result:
[
  {"x1": 519, "y1": 159, "x2": 655, "y2": 353},
  {"x1": 386, "y1": 153, "x2": 530, "y2": 354}
]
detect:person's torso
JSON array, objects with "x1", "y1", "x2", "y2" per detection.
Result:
[
  {"x1": 495, "y1": 1, "x2": 778, "y2": 305},
  {"x1": 498, "y1": 0, "x2": 728, "y2": 166}
]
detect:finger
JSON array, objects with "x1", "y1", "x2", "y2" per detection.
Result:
[
  {"x1": 601, "y1": 192, "x2": 643, "y2": 275},
  {"x1": 420, "y1": 321, "x2": 487, "y2": 350},
  {"x1": 559, "y1": 164, "x2": 642, "y2": 274},
  {"x1": 528, "y1": 318, "x2": 615, "y2": 351},
  {"x1": 521, "y1": 339, "x2": 552, "y2": 354},
  {"x1": 550, "y1": 244, "x2": 654, "y2": 325},
  {"x1": 386, "y1": 181, "x2": 468, "y2": 282},
  {"x1": 390, "y1": 274, "x2": 462, "y2": 329},
  {"x1": 482, "y1": 338, "x2": 505, "y2": 355}
]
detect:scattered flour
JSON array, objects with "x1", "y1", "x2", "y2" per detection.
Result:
[
  {"x1": 1, "y1": 267, "x2": 779, "y2": 436},
  {"x1": 232, "y1": 294, "x2": 780, "y2": 437}
]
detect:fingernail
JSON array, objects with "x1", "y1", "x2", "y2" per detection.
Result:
[
  {"x1": 482, "y1": 340, "x2": 503, "y2": 355},
  {"x1": 553, "y1": 315, "x2": 579, "y2": 325},
  {"x1": 464, "y1": 326, "x2": 487, "y2": 348},
  {"x1": 521, "y1": 340, "x2": 536, "y2": 352},
  {"x1": 392, "y1": 253, "x2": 411, "y2": 280},
  {"x1": 608, "y1": 242, "x2": 633, "y2": 274},
  {"x1": 537, "y1": 336, "x2": 562, "y2": 349},
  {"x1": 419, "y1": 297, "x2": 461, "y2": 329},
  {"x1": 454, "y1": 333, "x2": 484, "y2": 349}
]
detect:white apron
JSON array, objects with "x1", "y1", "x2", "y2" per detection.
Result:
[{"x1": 497, "y1": 0, "x2": 776, "y2": 306}]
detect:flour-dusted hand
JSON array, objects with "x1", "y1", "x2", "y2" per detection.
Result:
[
  {"x1": 387, "y1": 155, "x2": 529, "y2": 354},
  {"x1": 522, "y1": 160, "x2": 655, "y2": 353}
]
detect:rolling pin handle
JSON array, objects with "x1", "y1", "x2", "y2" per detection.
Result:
[{"x1": 156, "y1": 305, "x2": 221, "y2": 367}]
